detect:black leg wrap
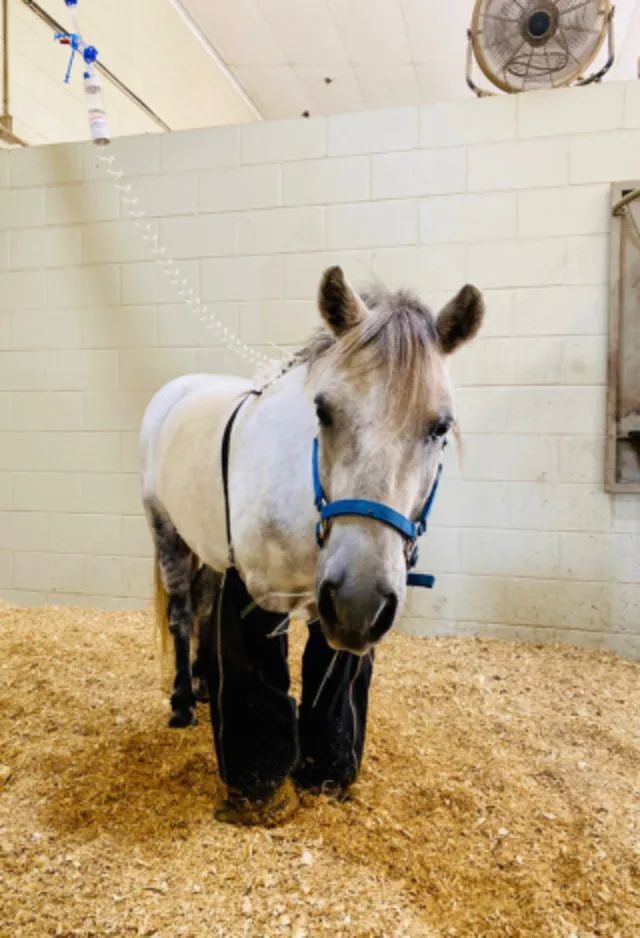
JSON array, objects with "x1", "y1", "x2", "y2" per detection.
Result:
[
  {"x1": 295, "y1": 620, "x2": 374, "y2": 793},
  {"x1": 205, "y1": 568, "x2": 298, "y2": 803}
]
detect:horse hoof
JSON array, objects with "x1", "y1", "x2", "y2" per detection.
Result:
[
  {"x1": 168, "y1": 709, "x2": 197, "y2": 729},
  {"x1": 215, "y1": 777, "x2": 299, "y2": 828},
  {"x1": 293, "y1": 761, "x2": 355, "y2": 799}
]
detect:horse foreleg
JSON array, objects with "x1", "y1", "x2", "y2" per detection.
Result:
[
  {"x1": 204, "y1": 568, "x2": 299, "y2": 825},
  {"x1": 295, "y1": 619, "x2": 374, "y2": 794}
]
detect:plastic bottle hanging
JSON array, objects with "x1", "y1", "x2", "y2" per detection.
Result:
[{"x1": 83, "y1": 62, "x2": 111, "y2": 146}]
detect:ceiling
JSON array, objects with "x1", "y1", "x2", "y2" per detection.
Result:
[
  {"x1": 4, "y1": 0, "x2": 640, "y2": 147},
  {"x1": 180, "y1": 0, "x2": 640, "y2": 120}
]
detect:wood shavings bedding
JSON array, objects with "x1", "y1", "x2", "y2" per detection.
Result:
[{"x1": 1, "y1": 601, "x2": 638, "y2": 938}]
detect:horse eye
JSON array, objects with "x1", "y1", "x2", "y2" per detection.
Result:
[
  {"x1": 429, "y1": 418, "x2": 452, "y2": 441},
  {"x1": 315, "y1": 398, "x2": 333, "y2": 428}
]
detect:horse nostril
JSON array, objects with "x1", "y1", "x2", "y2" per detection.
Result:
[
  {"x1": 368, "y1": 592, "x2": 398, "y2": 644},
  {"x1": 318, "y1": 580, "x2": 339, "y2": 628}
]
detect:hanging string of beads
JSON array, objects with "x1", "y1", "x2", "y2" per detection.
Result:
[{"x1": 98, "y1": 150, "x2": 290, "y2": 387}]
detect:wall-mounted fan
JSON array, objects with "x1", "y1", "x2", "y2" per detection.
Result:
[{"x1": 467, "y1": 0, "x2": 614, "y2": 96}]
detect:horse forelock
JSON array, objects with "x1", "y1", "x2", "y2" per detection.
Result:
[{"x1": 296, "y1": 284, "x2": 445, "y2": 431}]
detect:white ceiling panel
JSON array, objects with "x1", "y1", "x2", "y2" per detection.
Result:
[
  {"x1": 401, "y1": 0, "x2": 470, "y2": 64},
  {"x1": 296, "y1": 65, "x2": 366, "y2": 115},
  {"x1": 356, "y1": 65, "x2": 421, "y2": 110},
  {"x1": 326, "y1": 0, "x2": 412, "y2": 64},
  {"x1": 256, "y1": 0, "x2": 349, "y2": 65},
  {"x1": 186, "y1": 0, "x2": 287, "y2": 65},
  {"x1": 612, "y1": 0, "x2": 640, "y2": 78},
  {"x1": 233, "y1": 66, "x2": 310, "y2": 119}
]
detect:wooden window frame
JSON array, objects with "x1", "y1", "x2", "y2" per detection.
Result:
[{"x1": 606, "y1": 179, "x2": 640, "y2": 493}]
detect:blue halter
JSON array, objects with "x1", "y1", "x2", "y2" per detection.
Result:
[{"x1": 312, "y1": 438, "x2": 444, "y2": 589}]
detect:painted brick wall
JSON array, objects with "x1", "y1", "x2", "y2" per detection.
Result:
[{"x1": 2, "y1": 82, "x2": 640, "y2": 658}]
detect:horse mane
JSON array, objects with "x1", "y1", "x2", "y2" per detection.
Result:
[{"x1": 291, "y1": 284, "x2": 442, "y2": 429}]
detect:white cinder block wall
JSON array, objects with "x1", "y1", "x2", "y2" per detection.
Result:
[{"x1": 2, "y1": 82, "x2": 640, "y2": 658}]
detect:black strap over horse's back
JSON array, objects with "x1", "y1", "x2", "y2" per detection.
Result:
[{"x1": 221, "y1": 391, "x2": 260, "y2": 561}]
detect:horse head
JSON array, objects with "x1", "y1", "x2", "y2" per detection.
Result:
[{"x1": 309, "y1": 266, "x2": 484, "y2": 655}]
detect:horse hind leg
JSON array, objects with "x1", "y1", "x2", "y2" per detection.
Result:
[
  {"x1": 167, "y1": 589, "x2": 198, "y2": 728},
  {"x1": 147, "y1": 499, "x2": 199, "y2": 728},
  {"x1": 191, "y1": 565, "x2": 222, "y2": 704}
]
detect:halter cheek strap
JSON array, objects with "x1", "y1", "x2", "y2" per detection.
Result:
[{"x1": 312, "y1": 437, "x2": 444, "y2": 590}]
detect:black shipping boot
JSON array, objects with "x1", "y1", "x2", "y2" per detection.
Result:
[
  {"x1": 296, "y1": 620, "x2": 374, "y2": 794},
  {"x1": 205, "y1": 568, "x2": 300, "y2": 825}
]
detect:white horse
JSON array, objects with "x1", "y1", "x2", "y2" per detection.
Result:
[{"x1": 141, "y1": 266, "x2": 484, "y2": 825}]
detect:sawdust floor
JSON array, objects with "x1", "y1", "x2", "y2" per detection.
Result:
[{"x1": 0, "y1": 602, "x2": 639, "y2": 938}]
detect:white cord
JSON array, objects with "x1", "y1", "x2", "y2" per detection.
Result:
[{"x1": 98, "y1": 150, "x2": 293, "y2": 387}]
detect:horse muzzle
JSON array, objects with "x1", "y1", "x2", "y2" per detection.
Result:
[{"x1": 317, "y1": 575, "x2": 399, "y2": 655}]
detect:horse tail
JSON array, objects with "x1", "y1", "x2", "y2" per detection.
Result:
[{"x1": 153, "y1": 557, "x2": 172, "y2": 690}]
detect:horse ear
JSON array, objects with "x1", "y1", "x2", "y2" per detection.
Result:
[
  {"x1": 318, "y1": 266, "x2": 367, "y2": 336},
  {"x1": 435, "y1": 284, "x2": 484, "y2": 354}
]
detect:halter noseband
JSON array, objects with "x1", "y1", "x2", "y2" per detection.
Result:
[{"x1": 312, "y1": 437, "x2": 444, "y2": 590}]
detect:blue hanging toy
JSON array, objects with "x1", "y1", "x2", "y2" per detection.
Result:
[{"x1": 54, "y1": 0, "x2": 111, "y2": 144}]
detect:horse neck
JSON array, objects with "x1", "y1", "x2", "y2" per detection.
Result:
[
  {"x1": 248, "y1": 364, "x2": 316, "y2": 462},
  {"x1": 230, "y1": 363, "x2": 319, "y2": 600},
  {"x1": 233, "y1": 364, "x2": 317, "y2": 524}
]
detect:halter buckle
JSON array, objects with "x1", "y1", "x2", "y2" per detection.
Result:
[{"x1": 407, "y1": 540, "x2": 419, "y2": 570}]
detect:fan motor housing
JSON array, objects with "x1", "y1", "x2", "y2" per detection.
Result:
[{"x1": 524, "y1": 4, "x2": 559, "y2": 45}]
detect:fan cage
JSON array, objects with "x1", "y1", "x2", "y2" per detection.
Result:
[{"x1": 470, "y1": 0, "x2": 612, "y2": 95}]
